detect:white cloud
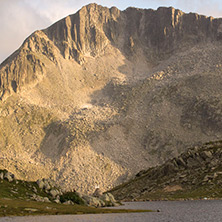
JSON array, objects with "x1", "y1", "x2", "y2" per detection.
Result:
[
  {"x1": 0, "y1": 0, "x2": 51, "y2": 63},
  {"x1": 0, "y1": 0, "x2": 118, "y2": 63}
]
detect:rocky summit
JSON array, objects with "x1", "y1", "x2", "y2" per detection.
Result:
[{"x1": 0, "y1": 3, "x2": 222, "y2": 194}]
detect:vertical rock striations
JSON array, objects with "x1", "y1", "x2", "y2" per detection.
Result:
[{"x1": 1, "y1": 4, "x2": 221, "y2": 101}]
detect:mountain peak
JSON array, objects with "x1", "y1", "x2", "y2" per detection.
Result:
[{"x1": 0, "y1": 5, "x2": 222, "y2": 101}]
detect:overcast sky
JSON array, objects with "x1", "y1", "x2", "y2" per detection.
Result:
[{"x1": 0, "y1": 0, "x2": 222, "y2": 64}]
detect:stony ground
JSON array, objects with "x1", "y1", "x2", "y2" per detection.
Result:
[{"x1": 110, "y1": 141, "x2": 222, "y2": 201}]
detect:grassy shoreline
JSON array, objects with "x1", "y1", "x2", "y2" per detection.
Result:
[{"x1": 0, "y1": 198, "x2": 152, "y2": 217}]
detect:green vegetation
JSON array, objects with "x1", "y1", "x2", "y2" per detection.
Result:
[
  {"x1": 137, "y1": 185, "x2": 222, "y2": 201},
  {"x1": 0, "y1": 172, "x2": 50, "y2": 201},
  {"x1": 0, "y1": 198, "x2": 151, "y2": 217},
  {"x1": 110, "y1": 141, "x2": 222, "y2": 201},
  {"x1": 60, "y1": 192, "x2": 85, "y2": 205},
  {"x1": 0, "y1": 169, "x2": 152, "y2": 217}
]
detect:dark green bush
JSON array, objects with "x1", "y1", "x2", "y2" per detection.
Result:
[{"x1": 60, "y1": 192, "x2": 85, "y2": 205}]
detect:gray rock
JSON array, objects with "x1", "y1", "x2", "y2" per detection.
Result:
[
  {"x1": 36, "y1": 179, "x2": 44, "y2": 189},
  {"x1": 24, "y1": 208, "x2": 38, "y2": 212},
  {"x1": 93, "y1": 188, "x2": 103, "y2": 197},
  {"x1": 176, "y1": 157, "x2": 186, "y2": 167},
  {"x1": 36, "y1": 179, "x2": 51, "y2": 190},
  {"x1": 63, "y1": 200, "x2": 74, "y2": 205},
  {"x1": 0, "y1": 172, "x2": 4, "y2": 180},
  {"x1": 50, "y1": 189, "x2": 60, "y2": 198},
  {"x1": 76, "y1": 192, "x2": 83, "y2": 198},
  {"x1": 31, "y1": 194, "x2": 42, "y2": 202},
  {"x1": 54, "y1": 199, "x2": 61, "y2": 204},
  {"x1": 106, "y1": 193, "x2": 117, "y2": 203},
  {"x1": 101, "y1": 193, "x2": 118, "y2": 206},
  {"x1": 31, "y1": 194, "x2": 51, "y2": 203},
  {"x1": 201, "y1": 151, "x2": 213, "y2": 159},
  {"x1": 33, "y1": 186, "x2": 38, "y2": 193},
  {"x1": 101, "y1": 193, "x2": 111, "y2": 202},
  {"x1": 82, "y1": 195, "x2": 105, "y2": 207},
  {"x1": 4, "y1": 172, "x2": 13, "y2": 182},
  {"x1": 101, "y1": 193, "x2": 119, "y2": 206},
  {"x1": 43, "y1": 197, "x2": 51, "y2": 203},
  {"x1": 44, "y1": 182, "x2": 51, "y2": 190}
]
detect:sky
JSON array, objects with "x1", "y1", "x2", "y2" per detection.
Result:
[{"x1": 0, "y1": 0, "x2": 222, "y2": 63}]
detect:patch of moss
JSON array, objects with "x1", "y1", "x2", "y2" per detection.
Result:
[
  {"x1": 59, "y1": 192, "x2": 85, "y2": 205},
  {"x1": 0, "y1": 170, "x2": 153, "y2": 217},
  {"x1": 0, "y1": 174, "x2": 48, "y2": 200},
  {"x1": 110, "y1": 140, "x2": 222, "y2": 201},
  {"x1": 0, "y1": 199, "x2": 152, "y2": 217},
  {"x1": 143, "y1": 185, "x2": 222, "y2": 201}
]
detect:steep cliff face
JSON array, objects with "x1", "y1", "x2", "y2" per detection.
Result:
[
  {"x1": 1, "y1": 4, "x2": 222, "y2": 101},
  {"x1": 45, "y1": 4, "x2": 222, "y2": 62},
  {"x1": 0, "y1": 4, "x2": 222, "y2": 193}
]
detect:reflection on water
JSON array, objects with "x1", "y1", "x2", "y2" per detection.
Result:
[{"x1": 1, "y1": 200, "x2": 222, "y2": 222}]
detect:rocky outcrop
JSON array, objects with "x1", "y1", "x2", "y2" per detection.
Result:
[
  {"x1": 110, "y1": 141, "x2": 222, "y2": 201},
  {"x1": 45, "y1": 4, "x2": 222, "y2": 62},
  {"x1": 1, "y1": 4, "x2": 222, "y2": 101},
  {"x1": 0, "y1": 168, "x2": 119, "y2": 207},
  {"x1": 81, "y1": 191, "x2": 119, "y2": 207},
  {"x1": 0, "y1": 32, "x2": 49, "y2": 100}
]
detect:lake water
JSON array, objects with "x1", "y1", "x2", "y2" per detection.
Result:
[{"x1": 1, "y1": 200, "x2": 222, "y2": 222}]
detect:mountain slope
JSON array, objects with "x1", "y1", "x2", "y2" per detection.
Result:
[
  {"x1": 0, "y1": 4, "x2": 222, "y2": 193},
  {"x1": 110, "y1": 141, "x2": 222, "y2": 201}
]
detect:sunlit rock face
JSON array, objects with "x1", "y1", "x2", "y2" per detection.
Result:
[{"x1": 0, "y1": 3, "x2": 222, "y2": 193}]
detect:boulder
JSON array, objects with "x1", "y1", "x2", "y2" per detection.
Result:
[
  {"x1": 201, "y1": 151, "x2": 213, "y2": 160},
  {"x1": 4, "y1": 172, "x2": 14, "y2": 182},
  {"x1": 63, "y1": 200, "x2": 74, "y2": 205},
  {"x1": 54, "y1": 199, "x2": 61, "y2": 204},
  {"x1": 32, "y1": 186, "x2": 38, "y2": 193},
  {"x1": 43, "y1": 197, "x2": 51, "y2": 203},
  {"x1": 82, "y1": 195, "x2": 105, "y2": 207},
  {"x1": 44, "y1": 182, "x2": 51, "y2": 190},
  {"x1": 36, "y1": 179, "x2": 45, "y2": 189},
  {"x1": 50, "y1": 189, "x2": 60, "y2": 198},
  {"x1": 101, "y1": 193, "x2": 118, "y2": 206},
  {"x1": 36, "y1": 179, "x2": 51, "y2": 190},
  {"x1": 93, "y1": 188, "x2": 103, "y2": 197},
  {"x1": 0, "y1": 172, "x2": 4, "y2": 180},
  {"x1": 176, "y1": 157, "x2": 186, "y2": 167}
]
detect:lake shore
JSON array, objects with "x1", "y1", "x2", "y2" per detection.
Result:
[{"x1": 1, "y1": 200, "x2": 222, "y2": 222}]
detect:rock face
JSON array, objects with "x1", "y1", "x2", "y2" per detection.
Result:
[
  {"x1": 1, "y1": 4, "x2": 222, "y2": 100},
  {"x1": 82, "y1": 191, "x2": 118, "y2": 207},
  {"x1": 0, "y1": 4, "x2": 222, "y2": 193},
  {"x1": 110, "y1": 141, "x2": 222, "y2": 201}
]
